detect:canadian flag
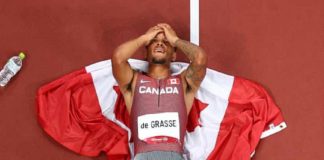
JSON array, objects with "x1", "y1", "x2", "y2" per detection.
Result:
[
  {"x1": 36, "y1": 59, "x2": 287, "y2": 160},
  {"x1": 167, "y1": 78, "x2": 180, "y2": 85}
]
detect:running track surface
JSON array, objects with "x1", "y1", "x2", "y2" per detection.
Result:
[{"x1": 0, "y1": 0, "x2": 323, "y2": 159}]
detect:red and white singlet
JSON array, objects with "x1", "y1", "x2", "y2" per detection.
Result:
[{"x1": 130, "y1": 72, "x2": 188, "y2": 155}]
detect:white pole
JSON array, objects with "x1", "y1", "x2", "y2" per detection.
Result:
[{"x1": 190, "y1": 0, "x2": 199, "y2": 46}]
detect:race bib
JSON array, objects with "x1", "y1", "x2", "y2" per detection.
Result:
[{"x1": 137, "y1": 112, "x2": 180, "y2": 144}]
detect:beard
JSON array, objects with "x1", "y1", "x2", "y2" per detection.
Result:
[{"x1": 152, "y1": 57, "x2": 167, "y2": 64}]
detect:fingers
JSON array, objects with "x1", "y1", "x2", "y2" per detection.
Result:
[
  {"x1": 157, "y1": 24, "x2": 167, "y2": 31},
  {"x1": 147, "y1": 26, "x2": 163, "y2": 34},
  {"x1": 146, "y1": 23, "x2": 174, "y2": 38},
  {"x1": 157, "y1": 23, "x2": 175, "y2": 34},
  {"x1": 152, "y1": 26, "x2": 162, "y2": 30},
  {"x1": 153, "y1": 28, "x2": 163, "y2": 35},
  {"x1": 144, "y1": 25, "x2": 163, "y2": 45},
  {"x1": 157, "y1": 23, "x2": 171, "y2": 28},
  {"x1": 158, "y1": 25, "x2": 167, "y2": 31},
  {"x1": 148, "y1": 23, "x2": 171, "y2": 30},
  {"x1": 147, "y1": 25, "x2": 161, "y2": 31},
  {"x1": 147, "y1": 23, "x2": 172, "y2": 33},
  {"x1": 156, "y1": 23, "x2": 178, "y2": 46}
]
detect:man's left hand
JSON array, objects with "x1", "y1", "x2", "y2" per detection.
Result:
[{"x1": 157, "y1": 23, "x2": 179, "y2": 47}]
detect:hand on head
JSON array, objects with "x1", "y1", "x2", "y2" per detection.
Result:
[
  {"x1": 143, "y1": 26, "x2": 163, "y2": 46},
  {"x1": 157, "y1": 23, "x2": 179, "y2": 47},
  {"x1": 143, "y1": 23, "x2": 179, "y2": 47}
]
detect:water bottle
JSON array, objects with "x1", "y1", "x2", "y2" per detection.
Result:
[{"x1": 0, "y1": 52, "x2": 26, "y2": 87}]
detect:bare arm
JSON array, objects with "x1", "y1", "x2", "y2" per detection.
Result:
[
  {"x1": 158, "y1": 23, "x2": 207, "y2": 91},
  {"x1": 112, "y1": 26, "x2": 163, "y2": 93},
  {"x1": 112, "y1": 36, "x2": 145, "y2": 93},
  {"x1": 175, "y1": 39, "x2": 207, "y2": 90}
]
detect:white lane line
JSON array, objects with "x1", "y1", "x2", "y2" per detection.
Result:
[{"x1": 190, "y1": 0, "x2": 199, "y2": 45}]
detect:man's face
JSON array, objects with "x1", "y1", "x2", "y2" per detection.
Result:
[{"x1": 146, "y1": 32, "x2": 176, "y2": 65}]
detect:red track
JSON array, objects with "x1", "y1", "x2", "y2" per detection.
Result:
[{"x1": 0, "y1": 0, "x2": 323, "y2": 159}]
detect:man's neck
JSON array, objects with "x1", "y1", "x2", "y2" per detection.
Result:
[{"x1": 147, "y1": 64, "x2": 171, "y2": 79}]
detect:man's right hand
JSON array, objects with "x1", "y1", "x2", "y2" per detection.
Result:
[
  {"x1": 142, "y1": 26, "x2": 163, "y2": 46},
  {"x1": 112, "y1": 25, "x2": 162, "y2": 113}
]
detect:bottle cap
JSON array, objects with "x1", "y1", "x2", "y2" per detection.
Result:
[{"x1": 19, "y1": 52, "x2": 26, "y2": 60}]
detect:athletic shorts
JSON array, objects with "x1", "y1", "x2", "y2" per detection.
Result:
[{"x1": 134, "y1": 151, "x2": 184, "y2": 160}]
